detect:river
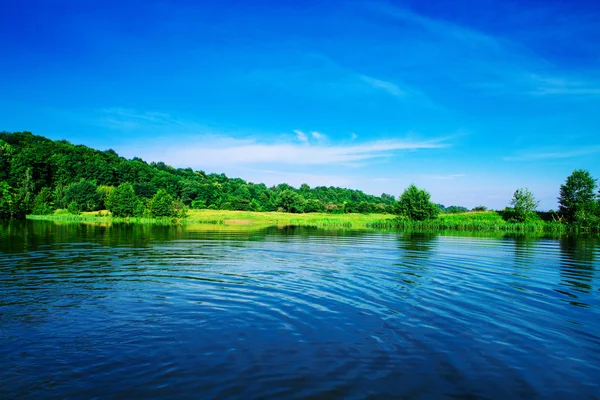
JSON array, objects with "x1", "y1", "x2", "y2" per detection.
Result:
[{"x1": 1, "y1": 221, "x2": 599, "y2": 399}]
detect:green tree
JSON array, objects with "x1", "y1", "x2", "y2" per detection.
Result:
[
  {"x1": 558, "y1": 169, "x2": 597, "y2": 223},
  {"x1": 149, "y1": 189, "x2": 175, "y2": 217},
  {"x1": 277, "y1": 190, "x2": 306, "y2": 213},
  {"x1": 305, "y1": 199, "x2": 325, "y2": 213},
  {"x1": 396, "y1": 184, "x2": 439, "y2": 221},
  {"x1": 504, "y1": 187, "x2": 539, "y2": 222},
  {"x1": 96, "y1": 185, "x2": 113, "y2": 210},
  {"x1": 64, "y1": 179, "x2": 100, "y2": 211},
  {"x1": 67, "y1": 201, "x2": 81, "y2": 215},
  {"x1": 1, "y1": 168, "x2": 36, "y2": 219},
  {"x1": 0, "y1": 182, "x2": 14, "y2": 219},
  {"x1": 106, "y1": 182, "x2": 139, "y2": 217},
  {"x1": 32, "y1": 186, "x2": 54, "y2": 215}
]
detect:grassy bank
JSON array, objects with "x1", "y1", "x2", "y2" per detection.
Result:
[
  {"x1": 27, "y1": 209, "x2": 596, "y2": 233},
  {"x1": 367, "y1": 211, "x2": 569, "y2": 233},
  {"x1": 27, "y1": 209, "x2": 397, "y2": 229}
]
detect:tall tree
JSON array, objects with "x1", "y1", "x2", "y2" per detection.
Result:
[{"x1": 558, "y1": 169, "x2": 597, "y2": 222}]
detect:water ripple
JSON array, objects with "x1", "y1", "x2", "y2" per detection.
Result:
[{"x1": 1, "y1": 223, "x2": 599, "y2": 399}]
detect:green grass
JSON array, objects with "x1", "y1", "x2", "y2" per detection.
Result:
[
  {"x1": 26, "y1": 209, "x2": 598, "y2": 234},
  {"x1": 185, "y1": 209, "x2": 396, "y2": 228},
  {"x1": 27, "y1": 210, "x2": 185, "y2": 225}
]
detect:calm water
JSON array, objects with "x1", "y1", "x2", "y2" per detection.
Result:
[{"x1": 1, "y1": 221, "x2": 599, "y2": 399}]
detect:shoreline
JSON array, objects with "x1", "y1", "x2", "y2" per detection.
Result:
[{"x1": 25, "y1": 209, "x2": 599, "y2": 234}]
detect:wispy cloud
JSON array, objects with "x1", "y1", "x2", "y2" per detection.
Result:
[
  {"x1": 94, "y1": 108, "x2": 187, "y2": 130},
  {"x1": 359, "y1": 75, "x2": 405, "y2": 97},
  {"x1": 123, "y1": 133, "x2": 450, "y2": 168},
  {"x1": 369, "y1": 2, "x2": 600, "y2": 100},
  {"x1": 526, "y1": 75, "x2": 600, "y2": 96},
  {"x1": 294, "y1": 129, "x2": 309, "y2": 143},
  {"x1": 503, "y1": 145, "x2": 600, "y2": 161},
  {"x1": 311, "y1": 131, "x2": 326, "y2": 141}
]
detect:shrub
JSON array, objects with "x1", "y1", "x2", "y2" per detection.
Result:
[
  {"x1": 67, "y1": 201, "x2": 81, "y2": 215},
  {"x1": 396, "y1": 184, "x2": 439, "y2": 221},
  {"x1": 106, "y1": 182, "x2": 139, "y2": 217},
  {"x1": 149, "y1": 189, "x2": 175, "y2": 217}
]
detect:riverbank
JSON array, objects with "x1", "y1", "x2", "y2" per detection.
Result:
[
  {"x1": 27, "y1": 209, "x2": 397, "y2": 229},
  {"x1": 25, "y1": 209, "x2": 596, "y2": 233}
]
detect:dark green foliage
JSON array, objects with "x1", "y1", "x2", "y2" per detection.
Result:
[
  {"x1": 191, "y1": 198, "x2": 206, "y2": 209},
  {"x1": 32, "y1": 187, "x2": 54, "y2": 215},
  {"x1": 67, "y1": 201, "x2": 81, "y2": 215},
  {"x1": 106, "y1": 182, "x2": 139, "y2": 218},
  {"x1": 0, "y1": 169, "x2": 35, "y2": 218},
  {"x1": 277, "y1": 190, "x2": 306, "y2": 213},
  {"x1": 149, "y1": 189, "x2": 175, "y2": 217},
  {"x1": 64, "y1": 179, "x2": 101, "y2": 211},
  {"x1": 396, "y1": 184, "x2": 439, "y2": 221},
  {"x1": 305, "y1": 198, "x2": 326, "y2": 213},
  {"x1": 439, "y1": 205, "x2": 469, "y2": 214},
  {"x1": 472, "y1": 205, "x2": 487, "y2": 212},
  {"x1": 0, "y1": 182, "x2": 14, "y2": 219},
  {"x1": 0, "y1": 132, "x2": 454, "y2": 218},
  {"x1": 558, "y1": 169, "x2": 598, "y2": 223}
]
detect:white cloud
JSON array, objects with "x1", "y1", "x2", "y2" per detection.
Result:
[
  {"x1": 359, "y1": 75, "x2": 405, "y2": 97},
  {"x1": 293, "y1": 129, "x2": 309, "y2": 143},
  {"x1": 311, "y1": 131, "x2": 326, "y2": 141},
  {"x1": 122, "y1": 133, "x2": 449, "y2": 168}
]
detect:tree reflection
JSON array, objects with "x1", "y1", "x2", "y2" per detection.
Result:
[
  {"x1": 510, "y1": 234, "x2": 538, "y2": 272},
  {"x1": 395, "y1": 232, "x2": 437, "y2": 287},
  {"x1": 558, "y1": 236, "x2": 597, "y2": 296}
]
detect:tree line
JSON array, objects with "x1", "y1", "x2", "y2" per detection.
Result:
[
  {"x1": 0, "y1": 132, "x2": 397, "y2": 219},
  {"x1": 1, "y1": 132, "x2": 597, "y2": 225}
]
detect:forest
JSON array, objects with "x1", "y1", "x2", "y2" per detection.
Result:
[{"x1": 0, "y1": 131, "x2": 398, "y2": 219}]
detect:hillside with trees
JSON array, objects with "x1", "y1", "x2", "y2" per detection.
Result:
[
  {"x1": 0, "y1": 131, "x2": 398, "y2": 219},
  {"x1": 2, "y1": 132, "x2": 599, "y2": 230}
]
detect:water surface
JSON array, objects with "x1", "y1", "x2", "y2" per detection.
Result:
[{"x1": 1, "y1": 221, "x2": 599, "y2": 399}]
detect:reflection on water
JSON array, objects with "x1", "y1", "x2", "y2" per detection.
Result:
[
  {"x1": 559, "y1": 236, "x2": 596, "y2": 304},
  {"x1": 1, "y1": 221, "x2": 599, "y2": 399}
]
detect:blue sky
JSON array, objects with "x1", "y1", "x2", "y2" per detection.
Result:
[{"x1": 1, "y1": 0, "x2": 599, "y2": 209}]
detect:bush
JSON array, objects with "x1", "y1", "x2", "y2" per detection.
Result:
[
  {"x1": 31, "y1": 187, "x2": 54, "y2": 215},
  {"x1": 106, "y1": 182, "x2": 139, "y2": 217},
  {"x1": 149, "y1": 189, "x2": 175, "y2": 217},
  {"x1": 64, "y1": 179, "x2": 100, "y2": 211},
  {"x1": 396, "y1": 184, "x2": 439, "y2": 221},
  {"x1": 67, "y1": 201, "x2": 81, "y2": 215}
]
